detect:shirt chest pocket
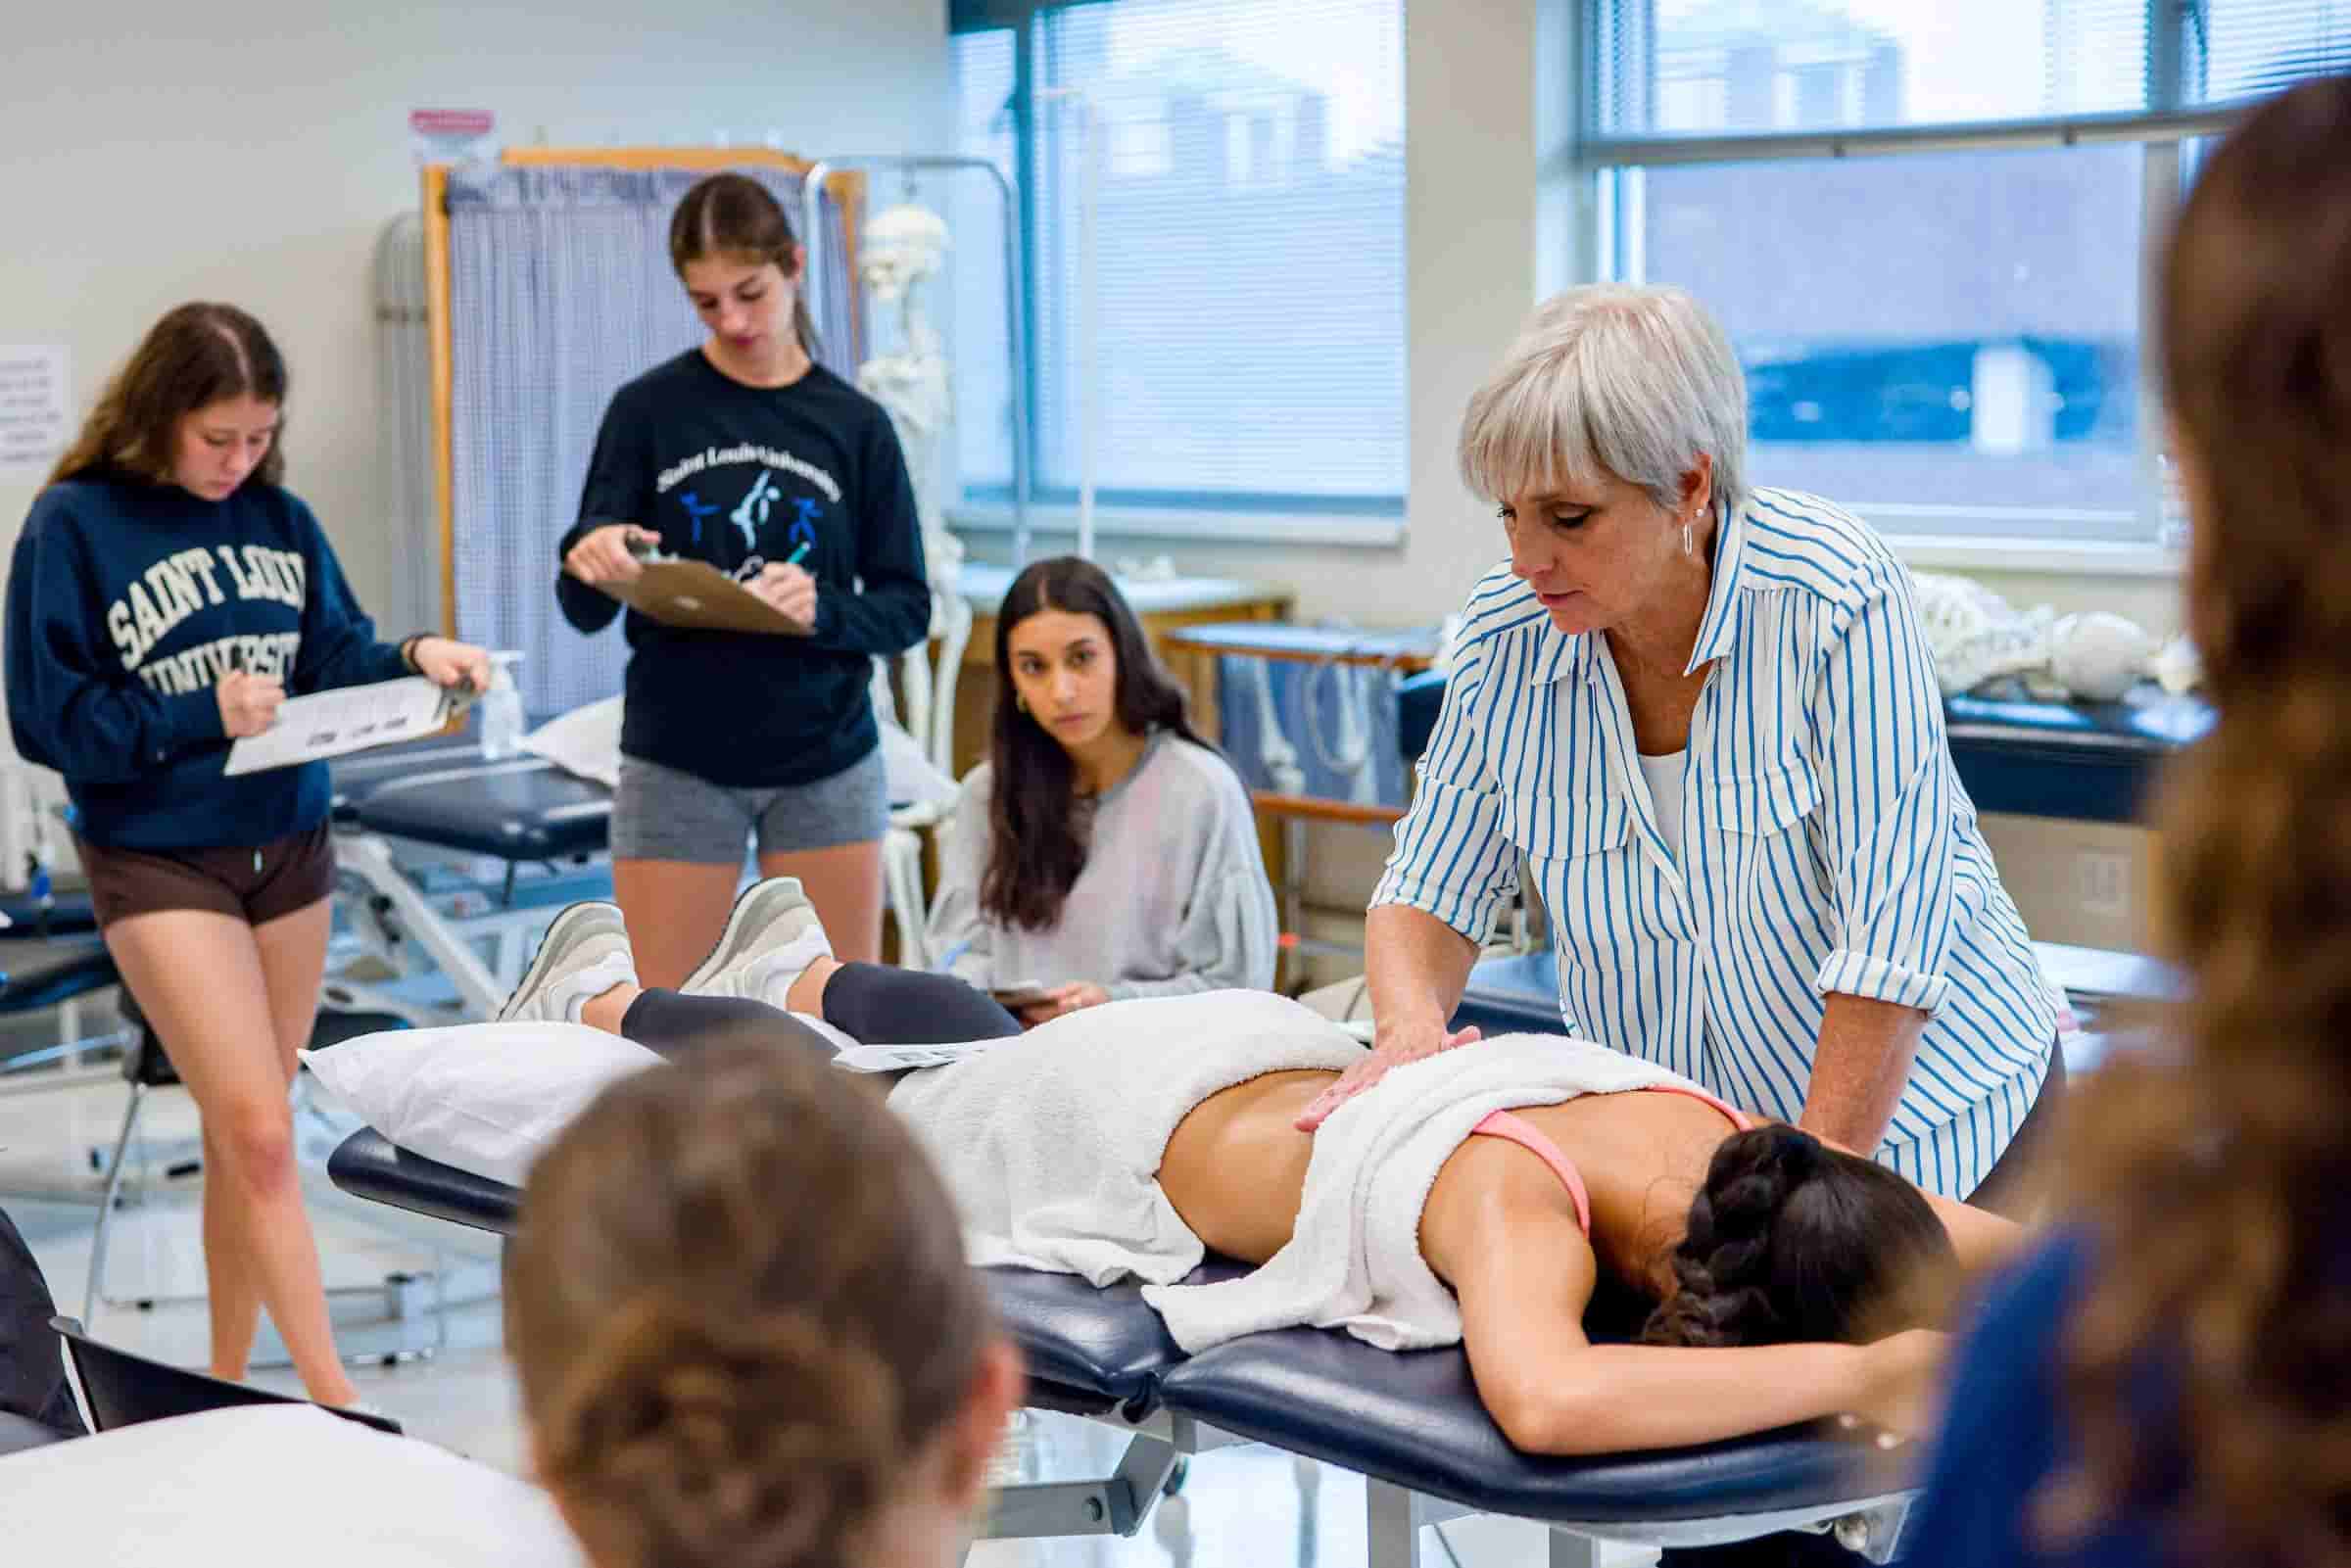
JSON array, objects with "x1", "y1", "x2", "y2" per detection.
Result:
[
  {"x1": 1709, "y1": 762, "x2": 1828, "y2": 930},
  {"x1": 1519, "y1": 797, "x2": 1662, "y2": 985}
]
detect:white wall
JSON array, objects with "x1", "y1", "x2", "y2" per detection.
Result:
[{"x1": 0, "y1": 0, "x2": 950, "y2": 622}]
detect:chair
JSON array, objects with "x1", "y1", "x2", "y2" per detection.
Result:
[
  {"x1": 84, "y1": 1001, "x2": 410, "y2": 1326},
  {"x1": 48, "y1": 1315, "x2": 400, "y2": 1436},
  {"x1": 873, "y1": 582, "x2": 974, "y2": 965}
]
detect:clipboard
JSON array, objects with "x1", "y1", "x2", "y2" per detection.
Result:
[
  {"x1": 600, "y1": 555, "x2": 812, "y2": 636},
  {"x1": 223, "y1": 677, "x2": 479, "y2": 777}
]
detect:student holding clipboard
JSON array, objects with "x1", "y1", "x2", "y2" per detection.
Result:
[
  {"x1": 4, "y1": 303, "x2": 489, "y2": 1409},
  {"x1": 557, "y1": 173, "x2": 929, "y2": 984}
]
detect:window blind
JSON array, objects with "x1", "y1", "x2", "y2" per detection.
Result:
[
  {"x1": 954, "y1": 0, "x2": 1407, "y2": 516},
  {"x1": 1594, "y1": 0, "x2": 2155, "y2": 141}
]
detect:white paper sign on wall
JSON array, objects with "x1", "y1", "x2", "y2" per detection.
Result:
[
  {"x1": 409, "y1": 109, "x2": 498, "y2": 167},
  {"x1": 0, "y1": 346, "x2": 69, "y2": 482}
]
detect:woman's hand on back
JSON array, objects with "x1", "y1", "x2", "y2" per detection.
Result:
[
  {"x1": 1294, "y1": 1020, "x2": 1483, "y2": 1131},
  {"x1": 216, "y1": 669, "x2": 284, "y2": 738},
  {"x1": 563, "y1": 524, "x2": 657, "y2": 586}
]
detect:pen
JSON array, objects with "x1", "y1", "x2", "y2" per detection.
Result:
[{"x1": 784, "y1": 541, "x2": 810, "y2": 568}]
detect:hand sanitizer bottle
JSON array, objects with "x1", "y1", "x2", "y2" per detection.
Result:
[{"x1": 479, "y1": 653, "x2": 524, "y2": 761}]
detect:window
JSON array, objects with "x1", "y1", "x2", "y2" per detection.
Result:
[
  {"x1": 1578, "y1": 0, "x2": 2351, "y2": 547},
  {"x1": 949, "y1": 0, "x2": 1408, "y2": 540}
]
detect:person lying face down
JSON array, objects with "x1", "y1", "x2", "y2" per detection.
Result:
[
  {"x1": 498, "y1": 890, "x2": 2018, "y2": 1463},
  {"x1": 504, "y1": 1042, "x2": 1024, "y2": 1568},
  {"x1": 1091, "y1": 1008, "x2": 2010, "y2": 1454}
]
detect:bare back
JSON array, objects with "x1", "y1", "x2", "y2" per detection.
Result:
[{"x1": 1157, "y1": 1069, "x2": 1745, "y2": 1300}]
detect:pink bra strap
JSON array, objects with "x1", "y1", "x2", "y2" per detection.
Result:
[
  {"x1": 1471, "y1": 1111, "x2": 1592, "y2": 1236},
  {"x1": 1641, "y1": 1083, "x2": 1753, "y2": 1132},
  {"x1": 1470, "y1": 1088, "x2": 1749, "y2": 1239}
]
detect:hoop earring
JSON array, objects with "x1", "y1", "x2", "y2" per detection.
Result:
[{"x1": 1681, "y1": 517, "x2": 1696, "y2": 558}]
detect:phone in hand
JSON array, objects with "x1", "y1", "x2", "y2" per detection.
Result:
[{"x1": 987, "y1": 980, "x2": 1057, "y2": 1010}]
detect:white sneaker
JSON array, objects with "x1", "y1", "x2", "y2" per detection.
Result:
[
  {"x1": 500, "y1": 902, "x2": 637, "y2": 1025},
  {"x1": 680, "y1": 878, "x2": 833, "y2": 1011}
]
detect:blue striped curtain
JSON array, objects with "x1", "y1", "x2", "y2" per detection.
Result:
[{"x1": 447, "y1": 164, "x2": 860, "y2": 718}]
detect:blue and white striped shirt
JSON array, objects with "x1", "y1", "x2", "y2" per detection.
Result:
[{"x1": 1374, "y1": 488, "x2": 2055, "y2": 1198}]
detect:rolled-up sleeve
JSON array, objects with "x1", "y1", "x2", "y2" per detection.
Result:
[
  {"x1": 1370, "y1": 627, "x2": 1519, "y2": 943},
  {"x1": 1808, "y1": 569, "x2": 1957, "y2": 1016}
]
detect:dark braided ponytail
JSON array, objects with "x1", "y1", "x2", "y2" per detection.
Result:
[{"x1": 1641, "y1": 1124, "x2": 1953, "y2": 1349}]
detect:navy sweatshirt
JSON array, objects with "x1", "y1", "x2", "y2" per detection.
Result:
[
  {"x1": 555, "y1": 351, "x2": 930, "y2": 788},
  {"x1": 1904, "y1": 1231, "x2": 2181, "y2": 1568},
  {"x1": 6, "y1": 471, "x2": 410, "y2": 852}
]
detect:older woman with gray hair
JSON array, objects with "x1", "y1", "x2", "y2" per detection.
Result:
[{"x1": 1306, "y1": 284, "x2": 2062, "y2": 1224}]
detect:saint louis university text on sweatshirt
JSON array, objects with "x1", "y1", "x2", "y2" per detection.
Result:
[{"x1": 6, "y1": 471, "x2": 409, "y2": 852}]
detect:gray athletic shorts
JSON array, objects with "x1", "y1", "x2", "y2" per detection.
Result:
[{"x1": 610, "y1": 745, "x2": 888, "y2": 865}]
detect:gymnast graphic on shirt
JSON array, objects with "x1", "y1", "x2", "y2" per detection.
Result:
[{"x1": 657, "y1": 444, "x2": 836, "y2": 562}]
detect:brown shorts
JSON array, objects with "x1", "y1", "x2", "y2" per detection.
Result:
[{"x1": 76, "y1": 824, "x2": 336, "y2": 930}]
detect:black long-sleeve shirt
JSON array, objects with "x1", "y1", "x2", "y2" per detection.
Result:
[{"x1": 557, "y1": 351, "x2": 929, "y2": 786}]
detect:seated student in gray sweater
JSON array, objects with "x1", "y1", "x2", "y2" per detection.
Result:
[{"x1": 928, "y1": 557, "x2": 1276, "y2": 1026}]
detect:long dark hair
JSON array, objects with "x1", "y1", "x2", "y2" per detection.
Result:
[
  {"x1": 508, "y1": 1042, "x2": 994, "y2": 1568},
  {"x1": 1641, "y1": 1124, "x2": 1953, "y2": 1349},
  {"x1": 50, "y1": 303, "x2": 288, "y2": 490},
  {"x1": 2048, "y1": 75, "x2": 2351, "y2": 1563},
  {"x1": 981, "y1": 556, "x2": 1214, "y2": 932},
  {"x1": 669, "y1": 172, "x2": 820, "y2": 358}
]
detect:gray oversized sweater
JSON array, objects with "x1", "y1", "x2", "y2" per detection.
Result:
[{"x1": 928, "y1": 733, "x2": 1278, "y2": 999}]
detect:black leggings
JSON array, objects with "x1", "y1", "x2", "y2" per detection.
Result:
[{"x1": 615, "y1": 963, "x2": 1023, "y2": 1064}]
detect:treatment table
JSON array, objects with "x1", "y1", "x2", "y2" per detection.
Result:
[
  {"x1": 325, "y1": 736, "x2": 614, "y2": 1022},
  {"x1": 328, "y1": 1129, "x2": 1918, "y2": 1566}
]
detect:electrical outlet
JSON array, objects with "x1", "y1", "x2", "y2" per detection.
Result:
[{"x1": 2076, "y1": 849, "x2": 2130, "y2": 918}]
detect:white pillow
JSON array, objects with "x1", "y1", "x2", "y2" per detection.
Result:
[
  {"x1": 6, "y1": 1405, "x2": 585, "y2": 1565},
  {"x1": 301, "y1": 1022, "x2": 663, "y2": 1188},
  {"x1": 521, "y1": 695, "x2": 623, "y2": 788}
]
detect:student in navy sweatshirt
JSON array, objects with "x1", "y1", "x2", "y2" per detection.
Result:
[
  {"x1": 557, "y1": 172, "x2": 928, "y2": 986},
  {"x1": 4, "y1": 303, "x2": 489, "y2": 1408}
]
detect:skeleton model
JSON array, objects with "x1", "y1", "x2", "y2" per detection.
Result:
[
  {"x1": 856, "y1": 203, "x2": 962, "y2": 607},
  {"x1": 1908, "y1": 570, "x2": 2200, "y2": 701}
]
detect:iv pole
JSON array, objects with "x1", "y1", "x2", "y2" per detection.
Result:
[
  {"x1": 1036, "y1": 87, "x2": 1101, "y2": 562},
  {"x1": 800, "y1": 156, "x2": 1035, "y2": 567}
]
